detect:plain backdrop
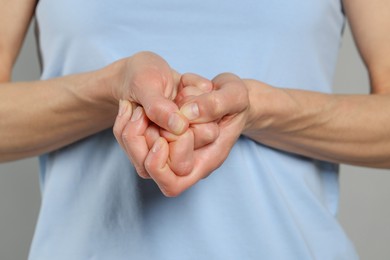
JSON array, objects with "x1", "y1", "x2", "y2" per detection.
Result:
[{"x1": 0, "y1": 21, "x2": 390, "y2": 260}]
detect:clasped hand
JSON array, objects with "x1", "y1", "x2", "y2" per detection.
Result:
[{"x1": 111, "y1": 52, "x2": 250, "y2": 196}]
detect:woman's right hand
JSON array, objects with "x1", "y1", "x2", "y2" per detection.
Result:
[
  {"x1": 106, "y1": 51, "x2": 190, "y2": 135},
  {"x1": 111, "y1": 54, "x2": 219, "y2": 180}
]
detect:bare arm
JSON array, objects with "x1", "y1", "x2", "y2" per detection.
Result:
[
  {"x1": 0, "y1": 0, "x2": 189, "y2": 162},
  {"x1": 0, "y1": 55, "x2": 192, "y2": 162},
  {"x1": 109, "y1": 1, "x2": 390, "y2": 196},
  {"x1": 0, "y1": 0, "x2": 121, "y2": 161},
  {"x1": 243, "y1": 82, "x2": 390, "y2": 168},
  {"x1": 0, "y1": 71, "x2": 118, "y2": 161},
  {"x1": 242, "y1": 0, "x2": 390, "y2": 168},
  {"x1": 0, "y1": 0, "x2": 36, "y2": 82}
]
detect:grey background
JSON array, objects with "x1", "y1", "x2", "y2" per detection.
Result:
[{"x1": 1, "y1": 22, "x2": 390, "y2": 259}]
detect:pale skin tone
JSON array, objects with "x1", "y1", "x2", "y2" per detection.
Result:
[{"x1": 1, "y1": 0, "x2": 390, "y2": 196}]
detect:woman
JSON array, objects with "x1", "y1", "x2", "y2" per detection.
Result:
[{"x1": 1, "y1": 0, "x2": 389, "y2": 259}]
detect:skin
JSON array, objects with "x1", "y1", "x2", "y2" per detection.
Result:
[
  {"x1": 115, "y1": 0, "x2": 390, "y2": 196},
  {"x1": 1, "y1": 0, "x2": 390, "y2": 196},
  {"x1": 0, "y1": 49, "x2": 199, "y2": 161},
  {"x1": 114, "y1": 74, "x2": 247, "y2": 195},
  {"x1": 0, "y1": 0, "x2": 217, "y2": 162},
  {"x1": 113, "y1": 74, "x2": 218, "y2": 179}
]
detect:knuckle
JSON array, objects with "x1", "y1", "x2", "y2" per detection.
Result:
[
  {"x1": 161, "y1": 186, "x2": 182, "y2": 198},
  {"x1": 121, "y1": 131, "x2": 129, "y2": 143},
  {"x1": 237, "y1": 83, "x2": 249, "y2": 102},
  {"x1": 193, "y1": 123, "x2": 219, "y2": 147},
  {"x1": 182, "y1": 72, "x2": 195, "y2": 81},
  {"x1": 143, "y1": 156, "x2": 162, "y2": 176},
  {"x1": 143, "y1": 158, "x2": 153, "y2": 173},
  {"x1": 202, "y1": 172, "x2": 213, "y2": 179},
  {"x1": 220, "y1": 72, "x2": 234, "y2": 78},
  {"x1": 113, "y1": 125, "x2": 121, "y2": 139},
  {"x1": 143, "y1": 103, "x2": 155, "y2": 117},
  {"x1": 121, "y1": 130, "x2": 135, "y2": 144},
  {"x1": 144, "y1": 103, "x2": 163, "y2": 120},
  {"x1": 135, "y1": 166, "x2": 149, "y2": 179},
  {"x1": 138, "y1": 172, "x2": 150, "y2": 179},
  {"x1": 209, "y1": 92, "x2": 223, "y2": 118},
  {"x1": 113, "y1": 117, "x2": 125, "y2": 138},
  {"x1": 199, "y1": 81, "x2": 212, "y2": 91},
  {"x1": 172, "y1": 162, "x2": 193, "y2": 176},
  {"x1": 203, "y1": 123, "x2": 220, "y2": 142}
]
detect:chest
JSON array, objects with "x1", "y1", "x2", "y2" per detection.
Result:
[{"x1": 36, "y1": 0, "x2": 344, "y2": 40}]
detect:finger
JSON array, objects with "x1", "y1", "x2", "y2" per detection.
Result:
[
  {"x1": 212, "y1": 73, "x2": 242, "y2": 89},
  {"x1": 167, "y1": 129, "x2": 195, "y2": 176},
  {"x1": 144, "y1": 123, "x2": 160, "y2": 150},
  {"x1": 139, "y1": 95, "x2": 189, "y2": 136},
  {"x1": 146, "y1": 113, "x2": 244, "y2": 197},
  {"x1": 144, "y1": 131, "x2": 230, "y2": 197},
  {"x1": 113, "y1": 100, "x2": 133, "y2": 151},
  {"x1": 190, "y1": 122, "x2": 220, "y2": 149},
  {"x1": 121, "y1": 106, "x2": 151, "y2": 179},
  {"x1": 193, "y1": 115, "x2": 243, "y2": 179},
  {"x1": 176, "y1": 73, "x2": 213, "y2": 106},
  {"x1": 160, "y1": 123, "x2": 218, "y2": 147},
  {"x1": 128, "y1": 52, "x2": 188, "y2": 135},
  {"x1": 180, "y1": 75, "x2": 248, "y2": 123},
  {"x1": 144, "y1": 137, "x2": 181, "y2": 197},
  {"x1": 175, "y1": 86, "x2": 205, "y2": 107},
  {"x1": 171, "y1": 119, "x2": 241, "y2": 194},
  {"x1": 181, "y1": 73, "x2": 213, "y2": 93},
  {"x1": 159, "y1": 129, "x2": 195, "y2": 176}
]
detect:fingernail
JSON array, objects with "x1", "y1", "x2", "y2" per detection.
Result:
[
  {"x1": 168, "y1": 113, "x2": 186, "y2": 134},
  {"x1": 131, "y1": 107, "x2": 143, "y2": 122},
  {"x1": 152, "y1": 138, "x2": 164, "y2": 153},
  {"x1": 181, "y1": 103, "x2": 199, "y2": 121},
  {"x1": 118, "y1": 100, "x2": 127, "y2": 117}
]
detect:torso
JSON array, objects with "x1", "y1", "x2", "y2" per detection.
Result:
[{"x1": 30, "y1": 1, "x2": 358, "y2": 259}]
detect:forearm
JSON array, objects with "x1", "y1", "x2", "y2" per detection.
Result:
[
  {"x1": 0, "y1": 67, "x2": 118, "y2": 162},
  {"x1": 243, "y1": 79, "x2": 390, "y2": 168}
]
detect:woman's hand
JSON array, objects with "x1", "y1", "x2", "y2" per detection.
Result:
[
  {"x1": 107, "y1": 51, "x2": 189, "y2": 135},
  {"x1": 113, "y1": 72, "x2": 219, "y2": 181},
  {"x1": 114, "y1": 72, "x2": 250, "y2": 196},
  {"x1": 1, "y1": 50, "x2": 192, "y2": 161}
]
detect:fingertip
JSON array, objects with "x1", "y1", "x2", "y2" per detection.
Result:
[
  {"x1": 168, "y1": 112, "x2": 189, "y2": 135},
  {"x1": 135, "y1": 166, "x2": 152, "y2": 180},
  {"x1": 145, "y1": 124, "x2": 160, "y2": 149},
  {"x1": 118, "y1": 100, "x2": 126, "y2": 117},
  {"x1": 145, "y1": 137, "x2": 170, "y2": 176},
  {"x1": 151, "y1": 137, "x2": 167, "y2": 154},
  {"x1": 146, "y1": 137, "x2": 169, "y2": 168},
  {"x1": 192, "y1": 122, "x2": 220, "y2": 149},
  {"x1": 160, "y1": 128, "x2": 180, "y2": 142},
  {"x1": 167, "y1": 129, "x2": 195, "y2": 176},
  {"x1": 199, "y1": 81, "x2": 213, "y2": 93},
  {"x1": 117, "y1": 99, "x2": 133, "y2": 118},
  {"x1": 113, "y1": 100, "x2": 133, "y2": 143},
  {"x1": 180, "y1": 102, "x2": 199, "y2": 121},
  {"x1": 142, "y1": 97, "x2": 188, "y2": 135},
  {"x1": 130, "y1": 106, "x2": 143, "y2": 122},
  {"x1": 181, "y1": 73, "x2": 213, "y2": 92}
]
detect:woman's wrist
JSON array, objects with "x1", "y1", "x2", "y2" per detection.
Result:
[
  {"x1": 96, "y1": 58, "x2": 127, "y2": 106},
  {"x1": 64, "y1": 62, "x2": 124, "y2": 128},
  {"x1": 241, "y1": 79, "x2": 325, "y2": 140},
  {"x1": 242, "y1": 79, "x2": 287, "y2": 136}
]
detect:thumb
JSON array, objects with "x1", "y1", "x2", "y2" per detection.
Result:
[
  {"x1": 179, "y1": 78, "x2": 248, "y2": 124},
  {"x1": 141, "y1": 95, "x2": 189, "y2": 135}
]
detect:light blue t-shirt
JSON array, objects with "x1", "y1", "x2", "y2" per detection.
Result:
[{"x1": 30, "y1": 0, "x2": 358, "y2": 259}]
